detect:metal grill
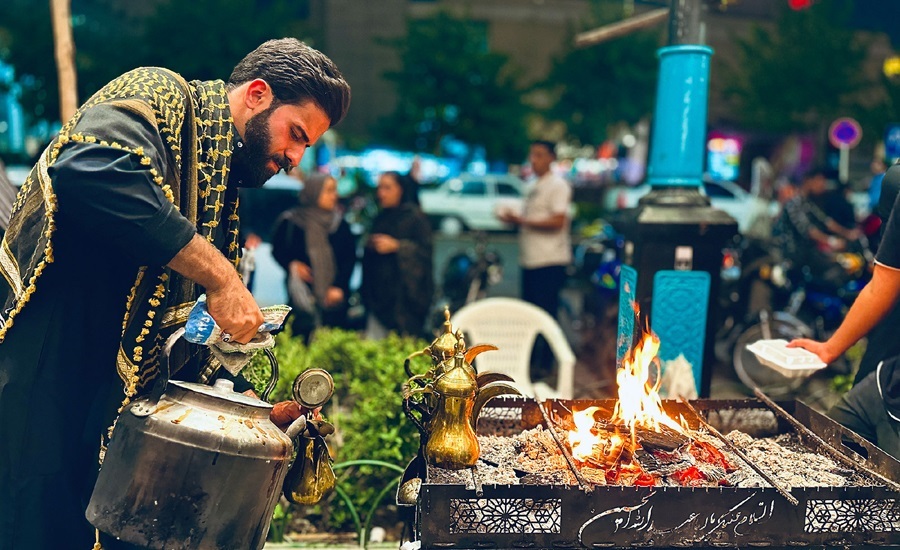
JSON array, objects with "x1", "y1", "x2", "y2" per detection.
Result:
[{"x1": 405, "y1": 398, "x2": 900, "y2": 549}]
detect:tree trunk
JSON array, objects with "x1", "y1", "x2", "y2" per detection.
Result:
[{"x1": 50, "y1": 0, "x2": 78, "y2": 122}]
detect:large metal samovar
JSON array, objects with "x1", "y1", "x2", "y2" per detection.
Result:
[
  {"x1": 87, "y1": 329, "x2": 337, "y2": 549},
  {"x1": 86, "y1": 329, "x2": 293, "y2": 549}
]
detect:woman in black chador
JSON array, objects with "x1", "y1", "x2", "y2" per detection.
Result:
[
  {"x1": 271, "y1": 173, "x2": 356, "y2": 341},
  {"x1": 362, "y1": 171, "x2": 433, "y2": 339}
]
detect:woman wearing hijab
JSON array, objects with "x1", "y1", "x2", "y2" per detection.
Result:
[
  {"x1": 271, "y1": 173, "x2": 356, "y2": 341},
  {"x1": 362, "y1": 171, "x2": 433, "y2": 339}
]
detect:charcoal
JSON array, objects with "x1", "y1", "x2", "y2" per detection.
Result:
[
  {"x1": 594, "y1": 420, "x2": 689, "y2": 452},
  {"x1": 695, "y1": 463, "x2": 727, "y2": 483},
  {"x1": 635, "y1": 448, "x2": 692, "y2": 477}
]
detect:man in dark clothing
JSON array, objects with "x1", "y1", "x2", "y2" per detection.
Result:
[
  {"x1": 828, "y1": 357, "x2": 900, "y2": 459},
  {"x1": 0, "y1": 39, "x2": 350, "y2": 549},
  {"x1": 853, "y1": 162, "x2": 900, "y2": 383},
  {"x1": 790, "y1": 164, "x2": 900, "y2": 460}
]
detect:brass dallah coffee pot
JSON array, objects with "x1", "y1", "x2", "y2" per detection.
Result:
[{"x1": 403, "y1": 308, "x2": 520, "y2": 470}]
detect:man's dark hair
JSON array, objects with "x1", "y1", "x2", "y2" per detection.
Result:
[
  {"x1": 228, "y1": 38, "x2": 351, "y2": 127},
  {"x1": 531, "y1": 140, "x2": 557, "y2": 157}
]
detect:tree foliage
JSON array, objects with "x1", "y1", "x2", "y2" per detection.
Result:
[
  {"x1": 132, "y1": 0, "x2": 308, "y2": 83},
  {"x1": 722, "y1": 0, "x2": 871, "y2": 134},
  {"x1": 0, "y1": 0, "x2": 58, "y2": 122},
  {"x1": 376, "y1": 11, "x2": 529, "y2": 163},
  {"x1": 541, "y1": 0, "x2": 662, "y2": 146},
  {"x1": 0, "y1": 0, "x2": 308, "y2": 125}
]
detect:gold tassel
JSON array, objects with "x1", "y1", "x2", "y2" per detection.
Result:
[{"x1": 92, "y1": 528, "x2": 103, "y2": 549}]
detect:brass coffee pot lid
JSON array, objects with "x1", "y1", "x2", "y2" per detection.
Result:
[{"x1": 431, "y1": 307, "x2": 462, "y2": 362}]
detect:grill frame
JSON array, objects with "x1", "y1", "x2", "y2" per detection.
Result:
[{"x1": 408, "y1": 398, "x2": 900, "y2": 549}]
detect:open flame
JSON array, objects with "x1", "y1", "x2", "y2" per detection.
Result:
[
  {"x1": 611, "y1": 331, "x2": 684, "y2": 438},
  {"x1": 567, "y1": 406, "x2": 601, "y2": 459},
  {"x1": 567, "y1": 330, "x2": 683, "y2": 464}
]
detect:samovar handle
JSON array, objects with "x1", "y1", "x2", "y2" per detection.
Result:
[
  {"x1": 260, "y1": 348, "x2": 279, "y2": 402},
  {"x1": 132, "y1": 327, "x2": 186, "y2": 417}
]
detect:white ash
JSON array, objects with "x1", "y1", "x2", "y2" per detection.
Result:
[
  {"x1": 725, "y1": 430, "x2": 858, "y2": 489},
  {"x1": 429, "y1": 426, "x2": 577, "y2": 486}
]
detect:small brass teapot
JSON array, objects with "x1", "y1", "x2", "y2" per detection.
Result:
[
  {"x1": 404, "y1": 309, "x2": 520, "y2": 470},
  {"x1": 282, "y1": 368, "x2": 337, "y2": 505}
]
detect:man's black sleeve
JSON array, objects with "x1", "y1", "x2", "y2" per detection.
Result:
[{"x1": 48, "y1": 105, "x2": 197, "y2": 267}]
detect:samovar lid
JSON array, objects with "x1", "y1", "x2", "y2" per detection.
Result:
[{"x1": 168, "y1": 378, "x2": 273, "y2": 409}]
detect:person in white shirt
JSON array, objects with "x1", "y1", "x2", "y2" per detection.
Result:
[{"x1": 498, "y1": 140, "x2": 572, "y2": 318}]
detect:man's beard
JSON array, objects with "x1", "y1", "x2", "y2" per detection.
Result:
[{"x1": 230, "y1": 105, "x2": 291, "y2": 188}]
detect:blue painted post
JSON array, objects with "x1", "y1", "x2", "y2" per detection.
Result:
[
  {"x1": 647, "y1": 45, "x2": 713, "y2": 189},
  {"x1": 620, "y1": 5, "x2": 737, "y2": 397}
]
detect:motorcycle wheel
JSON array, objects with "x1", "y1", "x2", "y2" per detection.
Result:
[{"x1": 732, "y1": 316, "x2": 811, "y2": 396}]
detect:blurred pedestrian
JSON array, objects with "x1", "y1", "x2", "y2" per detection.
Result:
[
  {"x1": 362, "y1": 171, "x2": 433, "y2": 339},
  {"x1": 0, "y1": 38, "x2": 350, "y2": 549},
  {"x1": 498, "y1": 140, "x2": 572, "y2": 318},
  {"x1": 498, "y1": 140, "x2": 572, "y2": 378},
  {"x1": 271, "y1": 173, "x2": 356, "y2": 342},
  {"x1": 772, "y1": 167, "x2": 859, "y2": 291}
]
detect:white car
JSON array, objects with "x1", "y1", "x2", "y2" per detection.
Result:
[
  {"x1": 604, "y1": 179, "x2": 778, "y2": 236},
  {"x1": 419, "y1": 174, "x2": 526, "y2": 234}
]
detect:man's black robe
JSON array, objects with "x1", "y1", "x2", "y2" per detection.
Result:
[{"x1": 0, "y1": 76, "x2": 246, "y2": 549}]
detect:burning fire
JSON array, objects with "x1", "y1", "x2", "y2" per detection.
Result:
[
  {"x1": 559, "y1": 329, "x2": 739, "y2": 488},
  {"x1": 567, "y1": 406, "x2": 627, "y2": 462},
  {"x1": 567, "y1": 407, "x2": 601, "y2": 459},
  {"x1": 568, "y1": 330, "x2": 683, "y2": 463},
  {"x1": 612, "y1": 331, "x2": 684, "y2": 437}
]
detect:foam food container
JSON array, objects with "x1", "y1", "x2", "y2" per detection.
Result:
[{"x1": 745, "y1": 339, "x2": 828, "y2": 379}]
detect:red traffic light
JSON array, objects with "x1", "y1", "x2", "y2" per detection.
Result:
[{"x1": 788, "y1": 0, "x2": 813, "y2": 10}]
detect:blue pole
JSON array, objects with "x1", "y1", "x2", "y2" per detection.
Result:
[{"x1": 646, "y1": 44, "x2": 713, "y2": 189}]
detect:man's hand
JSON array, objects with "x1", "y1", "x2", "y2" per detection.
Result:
[
  {"x1": 168, "y1": 234, "x2": 264, "y2": 344},
  {"x1": 786, "y1": 338, "x2": 839, "y2": 365},
  {"x1": 206, "y1": 280, "x2": 264, "y2": 344},
  {"x1": 325, "y1": 286, "x2": 344, "y2": 307},
  {"x1": 497, "y1": 211, "x2": 522, "y2": 225}
]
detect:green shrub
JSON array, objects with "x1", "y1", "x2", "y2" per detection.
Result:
[{"x1": 245, "y1": 327, "x2": 427, "y2": 535}]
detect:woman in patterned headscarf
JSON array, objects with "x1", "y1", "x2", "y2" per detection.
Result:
[{"x1": 271, "y1": 173, "x2": 356, "y2": 341}]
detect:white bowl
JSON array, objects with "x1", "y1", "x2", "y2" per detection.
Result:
[{"x1": 745, "y1": 339, "x2": 828, "y2": 379}]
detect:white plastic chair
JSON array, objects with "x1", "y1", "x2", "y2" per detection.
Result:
[{"x1": 451, "y1": 297, "x2": 575, "y2": 400}]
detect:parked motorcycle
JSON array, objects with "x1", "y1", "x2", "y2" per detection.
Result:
[
  {"x1": 714, "y1": 235, "x2": 781, "y2": 364},
  {"x1": 430, "y1": 232, "x2": 503, "y2": 330},
  {"x1": 571, "y1": 221, "x2": 625, "y2": 324}
]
